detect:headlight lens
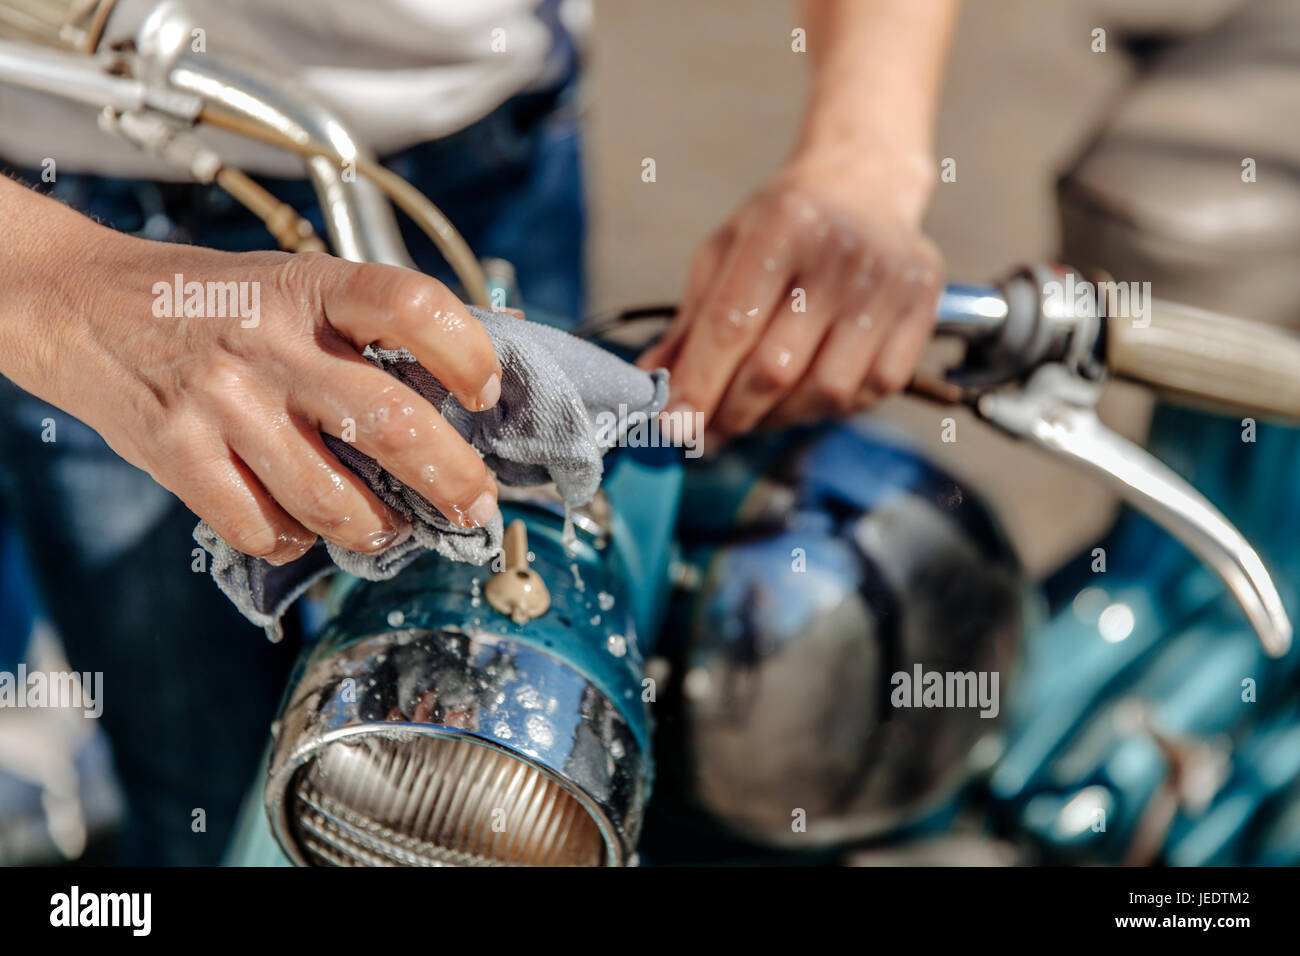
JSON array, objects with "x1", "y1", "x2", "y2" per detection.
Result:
[{"x1": 289, "y1": 733, "x2": 605, "y2": 866}]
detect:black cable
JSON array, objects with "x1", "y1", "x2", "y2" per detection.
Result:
[{"x1": 575, "y1": 302, "x2": 678, "y2": 340}]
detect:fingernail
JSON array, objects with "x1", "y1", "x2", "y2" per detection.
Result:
[
  {"x1": 463, "y1": 490, "x2": 499, "y2": 528},
  {"x1": 364, "y1": 520, "x2": 410, "y2": 552},
  {"x1": 473, "y1": 372, "x2": 501, "y2": 411},
  {"x1": 266, "y1": 536, "x2": 312, "y2": 566},
  {"x1": 364, "y1": 528, "x2": 398, "y2": 551}
]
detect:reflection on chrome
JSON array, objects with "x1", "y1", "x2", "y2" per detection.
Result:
[{"x1": 266, "y1": 627, "x2": 645, "y2": 866}]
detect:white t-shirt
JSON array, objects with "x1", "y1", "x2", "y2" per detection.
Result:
[{"x1": 0, "y1": 0, "x2": 588, "y2": 177}]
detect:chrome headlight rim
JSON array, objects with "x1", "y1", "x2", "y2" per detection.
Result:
[{"x1": 265, "y1": 625, "x2": 645, "y2": 867}]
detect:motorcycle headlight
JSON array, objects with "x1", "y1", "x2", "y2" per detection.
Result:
[
  {"x1": 288, "y1": 729, "x2": 607, "y2": 867},
  {"x1": 266, "y1": 621, "x2": 648, "y2": 867}
]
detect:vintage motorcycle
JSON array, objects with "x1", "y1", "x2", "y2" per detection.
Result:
[{"x1": 2, "y1": 0, "x2": 1299, "y2": 867}]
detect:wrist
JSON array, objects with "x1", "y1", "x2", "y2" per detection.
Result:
[
  {"x1": 784, "y1": 136, "x2": 935, "y2": 227},
  {"x1": 2, "y1": 198, "x2": 141, "y2": 410}
]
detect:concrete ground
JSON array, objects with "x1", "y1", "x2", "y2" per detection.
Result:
[{"x1": 583, "y1": 0, "x2": 1240, "y2": 576}]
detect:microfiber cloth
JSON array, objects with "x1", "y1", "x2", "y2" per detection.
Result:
[{"x1": 193, "y1": 307, "x2": 669, "y2": 640}]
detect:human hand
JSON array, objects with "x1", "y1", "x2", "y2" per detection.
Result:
[
  {"x1": 17, "y1": 225, "x2": 502, "y2": 566},
  {"x1": 638, "y1": 151, "x2": 943, "y2": 443}
]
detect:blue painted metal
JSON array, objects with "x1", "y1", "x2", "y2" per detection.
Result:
[
  {"x1": 991, "y1": 405, "x2": 1300, "y2": 864},
  {"x1": 226, "y1": 443, "x2": 683, "y2": 865}
]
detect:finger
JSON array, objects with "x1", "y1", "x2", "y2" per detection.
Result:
[
  {"x1": 638, "y1": 226, "x2": 734, "y2": 371},
  {"x1": 860, "y1": 267, "x2": 942, "y2": 401},
  {"x1": 222, "y1": 398, "x2": 412, "y2": 553},
  {"x1": 762, "y1": 251, "x2": 900, "y2": 427},
  {"x1": 661, "y1": 228, "x2": 799, "y2": 427},
  {"x1": 313, "y1": 258, "x2": 503, "y2": 412},
  {"x1": 296, "y1": 355, "x2": 499, "y2": 529},
  {"x1": 708, "y1": 281, "x2": 841, "y2": 439},
  {"x1": 173, "y1": 442, "x2": 318, "y2": 566},
  {"x1": 707, "y1": 220, "x2": 869, "y2": 437}
]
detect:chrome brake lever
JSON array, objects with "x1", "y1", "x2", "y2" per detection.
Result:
[{"x1": 975, "y1": 363, "x2": 1292, "y2": 657}]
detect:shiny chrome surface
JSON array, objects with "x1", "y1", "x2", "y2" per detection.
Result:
[
  {"x1": 266, "y1": 626, "x2": 645, "y2": 866},
  {"x1": 979, "y1": 363, "x2": 1292, "y2": 657},
  {"x1": 134, "y1": 0, "x2": 414, "y2": 266},
  {"x1": 0, "y1": 35, "x2": 199, "y2": 116},
  {"x1": 673, "y1": 429, "x2": 1024, "y2": 848},
  {"x1": 0, "y1": 0, "x2": 114, "y2": 51},
  {"x1": 935, "y1": 283, "x2": 1009, "y2": 336}
]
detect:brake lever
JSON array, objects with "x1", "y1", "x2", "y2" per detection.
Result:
[{"x1": 973, "y1": 362, "x2": 1292, "y2": 657}]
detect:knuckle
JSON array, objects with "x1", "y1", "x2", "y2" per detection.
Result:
[
  {"x1": 273, "y1": 250, "x2": 331, "y2": 304},
  {"x1": 388, "y1": 272, "x2": 453, "y2": 327},
  {"x1": 435, "y1": 459, "x2": 490, "y2": 511},
  {"x1": 753, "y1": 350, "x2": 800, "y2": 390},
  {"x1": 360, "y1": 393, "x2": 419, "y2": 450},
  {"x1": 875, "y1": 252, "x2": 905, "y2": 288},
  {"x1": 194, "y1": 359, "x2": 252, "y2": 419},
  {"x1": 818, "y1": 377, "x2": 858, "y2": 415},
  {"x1": 773, "y1": 188, "x2": 815, "y2": 225},
  {"x1": 225, "y1": 515, "x2": 282, "y2": 559},
  {"x1": 197, "y1": 357, "x2": 244, "y2": 396},
  {"x1": 293, "y1": 471, "x2": 353, "y2": 532},
  {"x1": 706, "y1": 302, "x2": 756, "y2": 344},
  {"x1": 870, "y1": 362, "x2": 912, "y2": 396}
]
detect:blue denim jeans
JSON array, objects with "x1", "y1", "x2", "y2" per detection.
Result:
[{"x1": 0, "y1": 82, "x2": 585, "y2": 864}]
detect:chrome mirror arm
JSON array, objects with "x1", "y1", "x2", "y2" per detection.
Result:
[
  {"x1": 977, "y1": 364, "x2": 1292, "y2": 657},
  {"x1": 131, "y1": 0, "x2": 414, "y2": 268}
]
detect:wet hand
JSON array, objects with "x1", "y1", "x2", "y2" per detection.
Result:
[
  {"x1": 638, "y1": 156, "x2": 943, "y2": 443},
  {"x1": 40, "y1": 237, "x2": 502, "y2": 565}
]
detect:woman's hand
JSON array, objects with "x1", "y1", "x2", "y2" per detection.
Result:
[
  {"x1": 3, "y1": 185, "x2": 502, "y2": 566},
  {"x1": 639, "y1": 149, "x2": 943, "y2": 443}
]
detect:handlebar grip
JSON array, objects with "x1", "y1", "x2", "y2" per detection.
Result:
[{"x1": 1107, "y1": 301, "x2": 1300, "y2": 422}]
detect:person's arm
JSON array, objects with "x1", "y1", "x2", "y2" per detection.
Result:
[
  {"x1": 0, "y1": 175, "x2": 501, "y2": 562},
  {"x1": 640, "y1": 0, "x2": 960, "y2": 439}
]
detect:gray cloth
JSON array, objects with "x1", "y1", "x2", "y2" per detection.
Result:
[{"x1": 194, "y1": 308, "x2": 668, "y2": 640}]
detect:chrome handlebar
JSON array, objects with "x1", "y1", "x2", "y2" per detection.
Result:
[{"x1": 931, "y1": 267, "x2": 1293, "y2": 657}]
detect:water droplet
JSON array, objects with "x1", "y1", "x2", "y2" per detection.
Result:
[
  {"x1": 526, "y1": 714, "x2": 554, "y2": 747},
  {"x1": 561, "y1": 506, "x2": 579, "y2": 558},
  {"x1": 516, "y1": 686, "x2": 542, "y2": 709},
  {"x1": 386, "y1": 610, "x2": 405, "y2": 627},
  {"x1": 607, "y1": 633, "x2": 627, "y2": 658},
  {"x1": 597, "y1": 591, "x2": 615, "y2": 612}
]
